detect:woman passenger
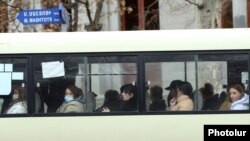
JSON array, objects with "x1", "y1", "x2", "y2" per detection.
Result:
[
  {"x1": 96, "y1": 89, "x2": 121, "y2": 112},
  {"x1": 6, "y1": 86, "x2": 27, "y2": 114},
  {"x1": 229, "y1": 84, "x2": 249, "y2": 110},
  {"x1": 56, "y1": 85, "x2": 84, "y2": 113},
  {"x1": 168, "y1": 81, "x2": 194, "y2": 111}
]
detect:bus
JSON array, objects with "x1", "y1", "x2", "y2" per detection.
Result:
[{"x1": 0, "y1": 29, "x2": 250, "y2": 141}]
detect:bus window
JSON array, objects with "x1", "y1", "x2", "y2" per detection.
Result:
[
  {"x1": 0, "y1": 58, "x2": 27, "y2": 114},
  {"x1": 197, "y1": 54, "x2": 249, "y2": 111},
  {"x1": 144, "y1": 54, "x2": 196, "y2": 112},
  {"x1": 34, "y1": 55, "x2": 138, "y2": 114}
]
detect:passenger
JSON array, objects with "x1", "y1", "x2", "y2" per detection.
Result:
[
  {"x1": 96, "y1": 90, "x2": 121, "y2": 112},
  {"x1": 165, "y1": 80, "x2": 184, "y2": 107},
  {"x1": 119, "y1": 83, "x2": 137, "y2": 111},
  {"x1": 5, "y1": 86, "x2": 27, "y2": 114},
  {"x1": 218, "y1": 91, "x2": 227, "y2": 107},
  {"x1": 168, "y1": 81, "x2": 194, "y2": 111},
  {"x1": 200, "y1": 83, "x2": 219, "y2": 110},
  {"x1": 229, "y1": 84, "x2": 249, "y2": 110},
  {"x1": 102, "y1": 83, "x2": 137, "y2": 112},
  {"x1": 56, "y1": 85, "x2": 84, "y2": 113},
  {"x1": 149, "y1": 85, "x2": 166, "y2": 111}
]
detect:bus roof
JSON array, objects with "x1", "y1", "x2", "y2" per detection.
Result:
[{"x1": 0, "y1": 29, "x2": 250, "y2": 54}]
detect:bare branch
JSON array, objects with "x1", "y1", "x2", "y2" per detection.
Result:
[
  {"x1": 0, "y1": 0, "x2": 23, "y2": 10},
  {"x1": 147, "y1": 0, "x2": 158, "y2": 10},
  {"x1": 185, "y1": 0, "x2": 204, "y2": 9},
  {"x1": 77, "y1": 0, "x2": 86, "y2": 5},
  {"x1": 93, "y1": 0, "x2": 104, "y2": 25}
]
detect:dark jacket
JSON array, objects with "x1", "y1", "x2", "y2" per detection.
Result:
[
  {"x1": 96, "y1": 101, "x2": 121, "y2": 112},
  {"x1": 120, "y1": 100, "x2": 137, "y2": 111},
  {"x1": 149, "y1": 99, "x2": 167, "y2": 111}
]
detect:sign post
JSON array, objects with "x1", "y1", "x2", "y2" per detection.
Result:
[{"x1": 59, "y1": 3, "x2": 70, "y2": 27}]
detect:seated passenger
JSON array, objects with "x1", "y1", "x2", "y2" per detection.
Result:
[
  {"x1": 56, "y1": 85, "x2": 84, "y2": 113},
  {"x1": 229, "y1": 84, "x2": 249, "y2": 110},
  {"x1": 6, "y1": 86, "x2": 27, "y2": 114},
  {"x1": 200, "y1": 83, "x2": 219, "y2": 110},
  {"x1": 103, "y1": 83, "x2": 137, "y2": 112},
  {"x1": 149, "y1": 85, "x2": 166, "y2": 111},
  {"x1": 96, "y1": 89, "x2": 121, "y2": 112},
  {"x1": 168, "y1": 81, "x2": 194, "y2": 111},
  {"x1": 165, "y1": 80, "x2": 184, "y2": 107},
  {"x1": 119, "y1": 84, "x2": 137, "y2": 111}
]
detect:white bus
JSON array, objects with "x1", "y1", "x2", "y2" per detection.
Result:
[{"x1": 0, "y1": 29, "x2": 250, "y2": 141}]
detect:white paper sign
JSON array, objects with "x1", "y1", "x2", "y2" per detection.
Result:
[
  {"x1": 0, "y1": 72, "x2": 12, "y2": 95},
  {"x1": 4, "y1": 64, "x2": 13, "y2": 71},
  {"x1": 241, "y1": 72, "x2": 248, "y2": 84},
  {"x1": 42, "y1": 61, "x2": 65, "y2": 79},
  {"x1": 0, "y1": 64, "x2": 3, "y2": 71},
  {"x1": 12, "y1": 72, "x2": 24, "y2": 80}
]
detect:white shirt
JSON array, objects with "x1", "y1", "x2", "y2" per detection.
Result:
[{"x1": 7, "y1": 101, "x2": 27, "y2": 114}]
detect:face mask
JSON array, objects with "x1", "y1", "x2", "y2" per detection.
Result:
[
  {"x1": 12, "y1": 94, "x2": 19, "y2": 100},
  {"x1": 64, "y1": 96, "x2": 74, "y2": 102}
]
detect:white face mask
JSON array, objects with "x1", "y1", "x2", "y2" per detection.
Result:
[
  {"x1": 64, "y1": 95, "x2": 74, "y2": 102},
  {"x1": 12, "y1": 94, "x2": 19, "y2": 100}
]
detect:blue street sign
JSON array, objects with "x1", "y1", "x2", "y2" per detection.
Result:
[{"x1": 16, "y1": 8, "x2": 63, "y2": 25}]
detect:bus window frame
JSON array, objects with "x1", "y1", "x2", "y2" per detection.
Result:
[{"x1": 0, "y1": 50, "x2": 250, "y2": 118}]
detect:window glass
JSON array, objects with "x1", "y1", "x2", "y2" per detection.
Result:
[
  {"x1": 34, "y1": 55, "x2": 138, "y2": 114},
  {"x1": 0, "y1": 58, "x2": 27, "y2": 114},
  {"x1": 144, "y1": 55, "x2": 196, "y2": 112},
  {"x1": 198, "y1": 54, "x2": 249, "y2": 111}
]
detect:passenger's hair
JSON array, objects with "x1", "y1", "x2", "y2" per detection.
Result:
[
  {"x1": 150, "y1": 85, "x2": 163, "y2": 100},
  {"x1": 120, "y1": 83, "x2": 137, "y2": 101},
  {"x1": 120, "y1": 84, "x2": 137, "y2": 95},
  {"x1": 104, "y1": 90, "x2": 120, "y2": 103},
  {"x1": 179, "y1": 81, "x2": 193, "y2": 97},
  {"x1": 15, "y1": 86, "x2": 26, "y2": 101},
  {"x1": 228, "y1": 83, "x2": 245, "y2": 96},
  {"x1": 66, "y1": 85, "x2": 83, "y2": 98},
  {"x1": 200, "y1": 83, "x2": 214, "y2": 99}
]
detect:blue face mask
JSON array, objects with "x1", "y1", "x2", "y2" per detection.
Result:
[{"x1": 64, "y1": 96, "x2": 74, "y2": 102}]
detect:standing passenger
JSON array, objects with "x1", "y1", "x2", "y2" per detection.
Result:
[
  {"x1": 229, "y1": 84, "x2": 249, "y2": 110},
  {"x1": 56, "y1": 85, "x2": 84, "y2": 113},
  {"x1": 6, "y1": 86, "x2": 27, "y2": 114}
]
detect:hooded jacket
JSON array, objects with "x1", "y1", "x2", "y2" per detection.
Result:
[
  {"x1": 230, "y1": 94, "x2": 249, "y2": 110},
  {"x1": 56, "y1": 95, "x2": 85, "y2": 113}
]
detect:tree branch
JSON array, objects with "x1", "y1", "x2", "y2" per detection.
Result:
[
  {"x1": 93, "y1": 0, "x2": 104, "y2": 25},
  {"x1": 185, "y1": 0, "x2": 204, "y2": 9},
  {"x1": 0, "y1": 0, "x2": 23, "y2": 10},
  {"x1": 77, "y1": 0, "x2": 86, "y2": 5}
]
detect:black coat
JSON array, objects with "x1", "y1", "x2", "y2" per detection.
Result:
[{"x1": 149, "y1": 99, "x2": 167, "y2": 111}]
